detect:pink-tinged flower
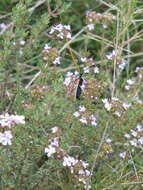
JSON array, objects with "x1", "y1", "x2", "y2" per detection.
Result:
[
  {"x1": 53, "y1": 56, "x2": 61, "y2": 65},
  {"x1": 81, "y1": 57, "x2": 87, "y2": 62},
  {"x1": 102, "y1": 99, "x2": 112, "y2": 111},
  {"x1": 45, "y1": 145, "x2": 56, "y2": 157},
  {"x1": 44, "y1": 44, "x2": 51, "y2": 50},
  {"x1": 73, "y1": 111, "x2": 80, "y2": 117},
  {"x1": 0, "y1": 113, "x2": 25, "y2": 128},
  {"x1": 49, "y1": 137, "x2": 59, "y2": 147},
  {"x1": 63, "y1": 156, "x2": 78, "y2": 167}
]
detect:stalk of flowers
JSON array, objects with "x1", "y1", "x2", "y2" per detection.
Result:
[
  {"x1": 135, "y1": 67, "x2": 143, "y2": 79},
  {"x1": 81, "y1": 79, "x2": 102, "y2": 101},
  {"x1": 80, "y1": 57, "x2": 100, "y2": 74},
  {"x1": 45, "y1": 127, "x2": 91, "y2": 189},
  {"x1": 42, "y1": 44, "x2": 61, "y2": 65},
  {"x1": 124, "y1": 78, "x2": 135, "y2": 91},
  {"x1": 73, "y1": 106, "x2": 98, "y2": 127},
  {"x1": 105, "y1": 49, "x2": 128, "y2": 71},
  {"x1": 86, "y1": 10, "x2": 115, "y2": 31},
  {"x1": 124, "y1": 124, "x2": 143, "y2": 148},
  {"x1": 49, "y1": 24, "x2": 72, "y2": 40},
  {"x1": 0, "y1": 113, "x2": 25, "y2": 146},
  {"x1": 102, "y1": 98, "x2": 131, "y2": 117}
]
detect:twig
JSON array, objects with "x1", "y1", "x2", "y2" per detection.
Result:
[{"x1": 86, "y1": 123, "x2": 109, "y2": 190}]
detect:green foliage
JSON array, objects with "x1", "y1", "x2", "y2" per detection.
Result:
[{"x1": 0, "y1": 0, "x2": 143, "y2": 190}]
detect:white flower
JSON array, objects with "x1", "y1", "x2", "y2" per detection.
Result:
[
  {"x1": 19, "y1": 40, "x2": 25, "y2": 46},
  {"x1": 83, "y1": 66, "x2": 89, "y2": 73},
  {"x1": 124, "y1": 133, "x2": 130, "y2": 139},
  {"x1": 63, "y1": 77, "x2": 71, "y2": 86},
  {"x1": 66, "y1": 32, "x2": 72, "y2": 39},
  {"x1": 45, "y1": 145, "x2": 56, "y2": 157},
  {"x1": 106, "y1": 50, "x2": 117, "y2": 60},
  {"x1": 114, "y1": 111, "x2": 121, "y2": 117},
  {"x1": 44, "y1": 44, "x2": 51, "y2": 50},
  {"x1": 66, "y1": 72, "x2": 73, "y2": 77},
  {"x1": 94, "y1": 67, "x2": 99, "y2": 73},
  {"x1": 126, "y1": 79, "x2": 135, "y2": 85},
  {"x1": 102, "y1": 99, "x2": 112, "y2": 111},
  {"x1": 64, "y1": 25, "x2": 71, "y2": 30},
  {"x1": 136, "y1": 124, "x2": 143, "y2": 132},
  {"x1": 122, "y1": 103, "x2": 131, "y2": 110},
  {"x1": 79, "y1": 169, "x2": 85, "y2": 175},
  {"x1": 0, "y1": 130, "x2": 13, "y2": 146},
  {"x1": 80, "y1": 160, "x2": 89, "y2": 168},
  {"x1": 49, "y1": 137, "x2": 59, "y2": 147},
  {"x1": 0, "y1": 23, "x2": 6, "y2": 29},
  {"x1": 91, "y1": 121, "x2": 97, "y2": 126},
  {"x1": 138, "y1": 137, "x2": 143, "y2": 145},
  {"x1": 63, "y1": 156, "x2": 78, "y2": 167},
  {"x1": 0, "y1": 113, "x2": 25, "y2": 128},
  {"x1": 73, "y1": 111, "x2": 80, "y2": 117},
  {"x1": 57, "y1": 32, "x2": 64, "y2": 39},
  {"x1": 51, "y1": 126, "x2": 58, "y2": 133},
  {"x1": 79, "y1": 117, "x2": 87, "y2": 124},
  {"x1": 85, "y1": 170, "x2": 91, "y2": 176},
  {"x1": 119, "y1": 151, "x2": 126, "y2": 159},
  {"x1": 79, "y1": 106, "x2": 86, "y2": 112},
  {"x1": 81, "y1": 57, "x2": 87, "y2": 62},
  {"x1": 118, "y1": 59, "x2": 127, "y2": 70},
  {"x1": 130, "y1": 129, "x2": 137, "y2": 137},
  {"x1": 106, "y1": 138, "x2": 112, "y2": 143},
  {"x1": 130, "y1": 139, "x2": 138, "y2": 147},
  {"x1": 53, "y1": 57, "x2": 61, "y2": 65},
  {"x1": 125, "y1": 85, "x2": 130, "y2": 90},
  {"x1": 87, "y1": 24, "x2": 94, "y2": 31},
  {"x1": 102, "y1": 24, "x2": 108, "y2": 29}
]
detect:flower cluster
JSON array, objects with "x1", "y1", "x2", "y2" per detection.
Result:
[
  {"x1": 45, "y1": 127, "x2": 91, "y2": 189},
  {"x1": 86, "y1": 10, "x2": 115, "y2": 31},
  {"x1": 0, "y1": 113, "x2": 25, "y2": 146},
  {"x1": 135, "y1": 67, "x2": 143, "y2": 79},
  {"x1": 63, "y1": 71, "x2": 85, "y2": 100},
  {"x1": 29, "y1": 85, "x2": 53, "y2": 100},
  {"x1": 124, "y1": 124, "x2": 143, "y2": 147},
  {"x1": 81, "y1": 57, "x2": 99, "y2": 74},
  {"x1": 73, "y1": 106, "x2": 97, "y2": 126},
  {"x1": 102, "y1": 98, "x2": 131, "y2": 117},
  {"x1": 82, "y1": 79, "x2": 102, "y2": 101},
  {"x1": 106, "y1": 50, "x2": 128, "y2": 71},
  {"x1": 49, "y1": 24, "x2": 72, "y2": 40},
  {"x1": 42, "y1": 44, "x2": 61, "y2": 65},
  {"x1": 124, "y1": 78, "x2": 135, "y2": 90}
]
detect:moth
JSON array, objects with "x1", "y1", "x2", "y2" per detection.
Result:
[{"x1": 65, "y1": 73, "x2": 84, "y2": 100}]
